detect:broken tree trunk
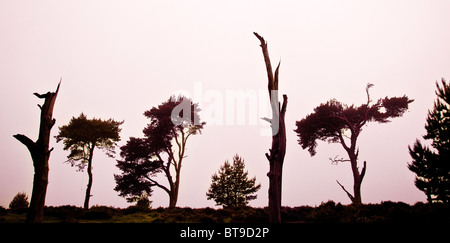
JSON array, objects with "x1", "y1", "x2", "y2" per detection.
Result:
[
  {"x1": 13, "y1": 81, "x2": 60, "y2": 223},
  {"x1": 254, "y1": 32, "x2": 288, "y2": 223}
]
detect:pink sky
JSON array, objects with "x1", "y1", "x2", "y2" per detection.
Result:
[{"x1": 1, "y1": 0, "x2": 449, "y2": 209}]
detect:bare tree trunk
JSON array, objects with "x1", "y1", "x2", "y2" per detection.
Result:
[
  {"x1": 13, "y1": 81, "x2": 60, "y2": 223},
  {"x1": 254, "y1": 32, "x2": 288, "y2": 223},
  {"x1": 84, "y1": 144, "x2": 95, "y2": 209},
  {"x1": 336, "y1": 147, "x2": 366, "y2": 205}
]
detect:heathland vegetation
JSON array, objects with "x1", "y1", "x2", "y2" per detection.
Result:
[{"x1": 1, "y1": 201, "x2": 448, "y2": 223}]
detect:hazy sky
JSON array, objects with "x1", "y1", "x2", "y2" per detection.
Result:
[{"x1": 1, "y1": 0, "x2": 449, "y2": 209}]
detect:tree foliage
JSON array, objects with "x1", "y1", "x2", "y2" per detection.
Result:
[
  {"x1": 295, "y1": 84, "x2": 413, "y2": 156},
  {"x1": 114, "y1": 96, "x2": 205, "y2": 208},
  {"x1": 56, "y1": 113, "x2": 123, "y2": 171},
  {"x1": 408, "y1": 78, "x2": 450, "y2": 203},
  {"x1": 294, "y1": 84, "x2": 413, "y2": 204},
  {"x1": 9, "y1": 192, "x2": 29, "y2": 211},
  {"x1": 206, "y1": 154, "x2": 261, "y2": 207},
  {"x1": 56, "y1": 113, "x2": 123, "y2": 209}
]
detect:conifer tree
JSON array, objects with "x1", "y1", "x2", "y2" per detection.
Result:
[
  {"x1": 295, "y1": 83, "x2": 413, "y2": 204},
  {"x1": 206, "y1": 155, "x2": 261, "y2": 207},
  {"x1": 56, "y1": 113, "x2": 123, "y2": 209},
  {"x1": 408, "y1": 78, "x2": 450, "y2": 204}
]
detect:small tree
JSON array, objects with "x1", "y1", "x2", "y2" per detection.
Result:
[
  {"x1": 9, "y1": 192, "x2": 29, "y2": 211},
  {"x1": 56, "y1": 113, "x2": 123, "y2": 209},
  {"x1": 294, "y1": 84, "x2": 413, "y2": 204},
  {"x1": 207, "y1": 154, "x2": 261, "y2": 207},
  {"x1": 408, "y1": 79, "x2": 450, "y2": 204}
]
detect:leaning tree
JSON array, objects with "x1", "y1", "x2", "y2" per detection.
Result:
[
  {"x1": 294, "y1": 84, "x2": 413, "y2": 204},
  {"x1": 13, "y1": 81, "x2": 60, "y2": 223},
  {"x1": 254, "y1": 32, "x2": 288, "y2": 223}
]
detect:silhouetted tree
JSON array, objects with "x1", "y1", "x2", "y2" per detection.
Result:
[
  {"x1": 295, "y1": 84, "x2": 413, "y2": 204},
  {"x1": 114, "y1": 137, "x2": 161, "y2": 203},
  {"x1": 9, "y1": 192, "x2": 29, "y2": 211},
  {"x1": 207, "y1": 154, "x2": 261, "y2": 207},
  {"x1": 115, "y1": 96, "x2": 205, "y2": 208},
  {"x1": 56, "y1": 113, "x2": 123, "y2": 209},
  {"x1": 408, "y1": 79, "x2": 450, "y2": 204},
  {"x1": 13, "y1": 81, "x2": 60, "y2": 223},
  {"x1": 254, "y1": 32, "x2": 288, "y2": 223}
]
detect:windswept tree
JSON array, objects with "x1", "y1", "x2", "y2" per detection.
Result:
[
  {"x1": 207, "y1": 154, "x2": 261, "y2": 207},
  {"x1": 408, "y1": 79, "x2": 450, "y2": 204},
  {"x1": 13, "y1": 81, "x2": 60, "y2": 223},
  {"x1": 115, "y1": 96, "x2": 205, "y2": 208},
  {"x1": 294, "y1": 84, "x2": 413, "y2": 204},
  {"x1": 56, "y1": 113, "x2": 123, "y2": 209}
]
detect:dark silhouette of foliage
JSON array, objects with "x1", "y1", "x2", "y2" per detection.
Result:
[
  {"x1": 114, "y1": 137, "x2": 161, "y2": 203},
  {"x1": 114, "y1": 96, "x2": 205, "y2": 208},
  {"x1": 408, "y1": 78, "x2": 450, "y2": 204},
  {"x1": 294, "y1": 84, "x2": 413, "y2": 204},
  {"x1": 56, "y1": 113, "x2": 123, "y2": 209},
  {"x1": 207, "y1": 154, "x2": 261, "y2": 207},
  {"x1": 3, "y1": 202, "x2": 448, "y2": 223},
  {"x1": 9, "y1": 192, "x2": 29, "y2": 211},
  {"x1": 13, "y1": 81, "x2": 60, "y2": 223}
]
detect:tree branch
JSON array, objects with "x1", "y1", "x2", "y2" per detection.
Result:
[
  {"x1": 329, "y1": 155, "x2": 351, "y2": 164},
  {"x1": 359, "y1": 161, "x2": 367, "y2": 183},
  {"x1": 145, "y1": 175, "x2": 170, "y2": 194},
  {"x1": 254, "y1": 32, "x2": 274, "y2": 97},
  {"x1": 336, "y1": 180, "x2": 355, "y2": 203},
  {"x1": 281, "y1": 94, "x2": 288, "y2": 115},
  {"x1": 13, "y1": 134, "x2": 36, "y2": 151}
]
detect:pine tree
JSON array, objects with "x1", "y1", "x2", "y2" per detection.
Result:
[
  {"x1": 408, "y1": 78, "x2": 450, "y2": 204},
  {"x1": 206, "y1": 155, "x2": 261, "y2": 207},
  {"x1": 295, "y1": 83, "x2": 413, "y2": 204}
]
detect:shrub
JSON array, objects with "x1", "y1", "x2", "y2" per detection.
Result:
[
  {"x1": 82, "y1": 206, "x2": 119, "y2": 220},
  {"x1": 9, "y1": 192, "x2": 29, "y2": 212}
]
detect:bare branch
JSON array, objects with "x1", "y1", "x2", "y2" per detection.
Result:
[
  {"x1": 261, "y1": 117, "x2": 271, "y2": 124},
  {"x1": 359, "y1": 161, "x2": 367, "y2": 182},
  {"x1": 13, "y1": 134, "x2": 36, "y2": 151},
  {"x1": 336, "y1": 180, "x2": 355, "y2": 202},
  {"x1": 329, "y1": 155, "x2": 351, "y2": 164},
  {"x1": 365, "y1": 83, "x2": 374, "y2": 105}
]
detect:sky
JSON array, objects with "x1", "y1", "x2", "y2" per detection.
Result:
[{"x1": 1, "y1": 0, "x2": 450, "y2": 209}]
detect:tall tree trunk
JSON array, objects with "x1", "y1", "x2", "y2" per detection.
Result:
[
  {"x1": 13, "y1": 81, "x2": 60, "y2": 223},
  {"x1": 84, "y1": 144, "x2": 95, "y2": 209},
  {"x1": 254, "y1": 32, "x2": 288, "y2": 223}
]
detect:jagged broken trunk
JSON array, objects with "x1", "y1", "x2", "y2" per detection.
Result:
[
  {"x1": 13, "y1": 81, "x2": 60, "y2": 223},
  {"x1": 254, "y1": 33, "x2": 288, "y2": 223}
]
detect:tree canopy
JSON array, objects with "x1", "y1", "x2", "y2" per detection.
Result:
[
  {"x1": 295, "y1": 84, "x2": 413, "y2": 157},
  {"x1": 56, "y1": 113, "x2": 123, "y2": 170}
]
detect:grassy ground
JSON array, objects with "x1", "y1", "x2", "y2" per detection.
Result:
[{"x1": 1, "y1": 201, "x2": 449, "y2": 223}]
